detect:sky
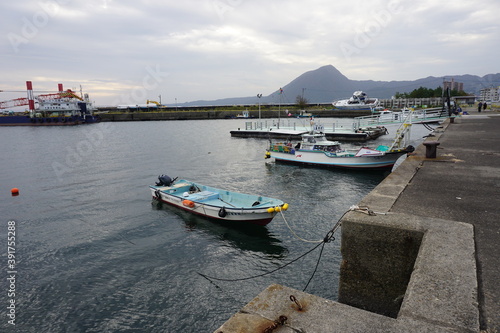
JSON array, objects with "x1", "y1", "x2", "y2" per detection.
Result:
[{"x1": 1, "y1": 0, "x2": 499, "y2": 106}]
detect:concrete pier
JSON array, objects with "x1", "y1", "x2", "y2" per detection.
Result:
[{"x1": 214, "y1": 109, "x2": 499, "y2": 332}]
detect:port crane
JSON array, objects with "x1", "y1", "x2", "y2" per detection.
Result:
[
  {"x1": 0, "y1": 81, "x2": 83, "y2": 110},
  {"x1": 146, "y1": 99, "x2": 161, "y2": 106}
]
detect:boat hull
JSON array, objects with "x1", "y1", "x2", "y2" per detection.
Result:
[
  {"x1": 149, "y1": 180, "x2": 285, "y2": 226},
  {"x1": 0, "y1": 115, "x2": 100, "y2": 126},
  {"x1": 333, "y1": 105, "x2": 376, "y2": 111},
  {"x1": 270, "y1": 150, "x2": 406, "y2": 169}
]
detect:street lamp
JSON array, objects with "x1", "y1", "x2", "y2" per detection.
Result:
[{"x1": 257, "y1": 94, "x2": 262, "y2": 120}]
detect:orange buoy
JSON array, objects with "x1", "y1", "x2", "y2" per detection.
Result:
[
  {"x1": 11, "y1": 188, "x2": 19, "y2": 196},
  {"x1": 182, "y1": 200, "x2": 195, "y2": 208}
]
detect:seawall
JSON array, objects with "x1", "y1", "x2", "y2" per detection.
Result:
[{"x1": 96, "y1": 108, "x2": 371, "y2": 121}]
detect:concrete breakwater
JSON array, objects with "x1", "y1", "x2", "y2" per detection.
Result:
[{"x1": 96, "y1": 107, "x2": 371, "y2": 121}]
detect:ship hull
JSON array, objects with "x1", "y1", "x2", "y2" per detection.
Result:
[
  {"x1": 0, "y1": 115, "x2": 100, "y2": 126},
  {"x1": 270, "y1": 150, "x2": 406, "y2": 169}
]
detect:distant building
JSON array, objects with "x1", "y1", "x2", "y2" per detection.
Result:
[
  {"x1": 443, "y1": 78, "x2": 464, "y2": 92},
  {"x1": 453, "y1": 96, "x2": 476, "y2": 106},
  {"x1": 479, "y1": 86, "x2": 500, "y2": 102}
]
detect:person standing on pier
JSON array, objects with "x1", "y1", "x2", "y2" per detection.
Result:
[
  {"x1": 478, "y1": 102, "x2": 483, "y2": 112},
  {"x1": 483, "y1": 102, "x2": 487, "y2": 111}
]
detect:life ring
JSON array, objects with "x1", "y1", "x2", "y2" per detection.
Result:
[{"x1": 218, "y1": 207, "x2": 227, "y2": 218}]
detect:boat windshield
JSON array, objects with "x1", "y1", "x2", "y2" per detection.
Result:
[{"x1": 314, "y1": 144, "x2": 341, "y2": 152}]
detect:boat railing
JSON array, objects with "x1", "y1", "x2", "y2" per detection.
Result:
[
  {"x1": 355, "y1": 107, "x2": 447, "y2": 127},
  {"x1": 244, "y1": 119, "x2": 359, "y2": 133}
]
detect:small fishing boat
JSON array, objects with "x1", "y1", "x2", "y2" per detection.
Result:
[
  {"x1": 265, "y1": 112, "x2": 415, "y2": 170},
  {"x1": 150, "y1": 175, "x2": 288, "y2": 226}
]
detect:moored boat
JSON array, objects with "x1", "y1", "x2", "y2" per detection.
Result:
[
  {"x1": 150, "y1": 175, "x2": 288, "y2": 226},
  {"x1": 333, "y1": 91, "x2": 379, "y2": 111},
  {"x1": 265, "y1": 112, "x2": 415, "y2": 170},
  {"x1": 0, "y1": 81, "x2": 100, "y2": 126}
]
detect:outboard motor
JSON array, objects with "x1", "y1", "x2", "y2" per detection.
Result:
[{"x1": 156, "y1": 175, "x2": 176, "y2": 186}]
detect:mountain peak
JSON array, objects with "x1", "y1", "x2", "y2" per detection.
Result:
[{"x1": 179, "y1": 66, "x2": 500, "y2": 106}]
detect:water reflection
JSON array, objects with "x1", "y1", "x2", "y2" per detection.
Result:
[{"x1": 151, "y1": 200, "x2": 286, "y2": 257}]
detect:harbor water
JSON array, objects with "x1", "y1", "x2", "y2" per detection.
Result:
[{"x1": 0, "y1": 118, "x2": 431, "y2": 332}]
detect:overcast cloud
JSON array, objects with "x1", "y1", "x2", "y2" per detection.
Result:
[{"x1": 1, "y1": 0, "x2": 499, "y2": 106}]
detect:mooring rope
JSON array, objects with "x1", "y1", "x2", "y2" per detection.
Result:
[
  {"x1": 422, "y1": 122, "x2": 435, "y2": 131},
  {"x1": 349, "y1": 204, "x2": 392, "y2": 216},
  {"x1": 279, "y1": 210, "x2": 324, "y2": 244},
  {"x1": 197, "y1": 208, "x2": 345, "y2": 292}
]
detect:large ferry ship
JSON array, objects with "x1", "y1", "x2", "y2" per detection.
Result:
[{"x1": 0, "y1": 81, "x2": 100, "y2": 126}]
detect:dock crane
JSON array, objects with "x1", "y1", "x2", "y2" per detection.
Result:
[
  {"x1": 0, "y1": 81, "x2": 83, "y2": 111},
  {"x1": 146, "y1": 100, "x2": 161, "y2": 106}
]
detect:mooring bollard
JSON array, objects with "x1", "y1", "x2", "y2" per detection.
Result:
[
  {"x1": 423, "y1": 141, "x2": 440, "y2": 158},
  {"x1": 450, "y1": 116, "x2": 455, "y2": 123}
]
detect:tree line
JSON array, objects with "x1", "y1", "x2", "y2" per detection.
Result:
[{"x1": 394, "y1": 86, "x2": 470, "y2": 99}]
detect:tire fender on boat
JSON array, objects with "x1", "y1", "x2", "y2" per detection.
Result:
[
  {"x1": 155, "y1": 189, "x2": 162, "y2": 200},
  {"x1": 218, "y1": 207, "x2": 227, "y2": 217}
]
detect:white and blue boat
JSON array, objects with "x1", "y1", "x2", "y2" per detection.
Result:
[
  {"x1": 265, "y1": 115, "x2": 415, "y2": 170},
  {"x1": 150, "y1": 176, "x2": 288, "y2": 226}
]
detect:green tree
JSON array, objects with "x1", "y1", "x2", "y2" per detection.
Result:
[{"x1": 395, "y1": 86, "x2": 469, "y2": 98}]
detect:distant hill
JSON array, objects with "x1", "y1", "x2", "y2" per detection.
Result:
[{"x1": 179, "y1": 65, "x2": 500, "y2": 106}]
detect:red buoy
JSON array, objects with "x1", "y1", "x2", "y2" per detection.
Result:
[{"x1": 11, "y1": 188, "x2": 19, "y2": 196}]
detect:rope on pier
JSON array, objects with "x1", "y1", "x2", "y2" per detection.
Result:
[
  {"x1": 422, "y1": 122, "x2": 435, "y2": 132},
  {"x1": 349, "y1": 204, "x2": 392, "y2": 216}
]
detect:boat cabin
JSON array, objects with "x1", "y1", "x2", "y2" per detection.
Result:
[{"x1": 298, "y1": 132, "x2": 342, "y2": 152}]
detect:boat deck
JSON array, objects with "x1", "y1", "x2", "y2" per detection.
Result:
[{"x1": 152, "y1": 183, "x2": 280, "y2": 209}]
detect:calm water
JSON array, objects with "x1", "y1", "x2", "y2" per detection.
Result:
[{"x1": 0, "y1": 118, "x2": 430, "y2": 332}]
